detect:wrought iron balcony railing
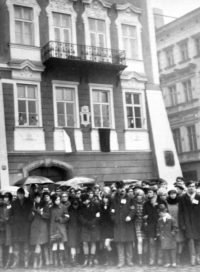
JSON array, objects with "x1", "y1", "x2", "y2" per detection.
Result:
[{"x1": 42, "y1": 41, "x2": 126, "y2": 66}]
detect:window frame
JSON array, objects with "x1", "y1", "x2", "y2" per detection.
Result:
[
  {"x1": 168, "y1": 84, "x2": 178, "y2": 106},
  {"x1": 172, "y1": 128, "x2": 182, "y2": 154},
  {"x1": 195, "y1": 37, "x2": 200, "y2": 56},
  {"x1": 13, "y1": 80, "x2": 42, "y2": 127},
  {"x1": 187, "y1": 125, "x2": 198, "y2": 151},
  {"x1": 121, "y1": 24, "x2": 138, "y2": 59},
  {"x1": 6, "y1": 0, "x2": 41, "y2": 47},
  {"x1": 179, "y1": 42, "x2": 188, "y2": 62},
  {"x1": 52, "y1": 12, "x2": 72, "y2": 43},
  {"x1": 89, "y1": 83, "x2": 115, "y2": 129},
  {"x1": 166, "y1": 48, "x2": 174, "y2": 67},
  {"x1": 123, "y1": 89, "x2": 147, "y2": 130},
  {"x1": 52, "y1": 81, "x2": 80, "y2": 128},
  {"x1": 182, "y1": 79, "x2": 193, "y2": 102}
]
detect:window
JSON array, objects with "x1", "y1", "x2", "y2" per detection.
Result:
[
  {"x1": 56, "y1": 87, "x2": 75, "y2": 127},
  {"x1": 17, "y1": 84, "x2": 38, "y2": 126},
  {"x1": 166, "y1": 49, "x2": 174, "y2": 67},
  {"x1": 172, "y1": 128, "x2": 182, "y2": 153},
  {"x1": 92, "y1": 90, "x2": 111, "y2": 128},
  {"x1": 89, "y1": 18, "x2": 106, "y2": 47},
  {"x1": 169, "y1": 85, "x2": 178, "y2": 106},
  {"x1": 195, "y1": 37, "x2": 200, "y2": 55},
  {"x1": 122, "y1": 24, "x2": 137, "y2": 59},
  {"x1": 53, "y1": 12, "x2": 72, "y2": 43},
  {"x1": 187, "y1": 125, "x2": 197, "y2": 151},
  {"x1": 125, "y1": 93, "x2": 142, "y2": 129},
  {"x1": 14, "y1": 5, "x2": 34, "y2": 45},
  {"x1": 183, "y1": 80, "x2": 193, "y2": 102},
  {"x1": 180, "y1": 43, "x2": 188, "y2": 61}
]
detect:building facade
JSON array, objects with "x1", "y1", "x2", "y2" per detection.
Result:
[
  {"x1": 0, "y1": 0, "x2": 181, "y2": 187},
  {"x1": 156, "y1": 8, "x2": 200, "y2": 182}
]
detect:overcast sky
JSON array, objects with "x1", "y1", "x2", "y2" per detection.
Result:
[{"x1": 152, "y1": 0, "x2": 200, "y2": 24}]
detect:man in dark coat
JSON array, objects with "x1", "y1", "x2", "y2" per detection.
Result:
[
  {"x1": 10, "y1": 188, "x2": 33, "y2": 269},
  {"x1": 143, "y1": 186, "x2": 167, "y2": 266},
  {"x1": 110, "y1": 181, "x2": 136, "y2": 268},
  {"x1": 179, "y1": 181, "x2": 200, "y2": 266}
]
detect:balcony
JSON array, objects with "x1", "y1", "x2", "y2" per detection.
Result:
[{"x1": 41, "y1": 41, "x2": 126, "y2": 72}]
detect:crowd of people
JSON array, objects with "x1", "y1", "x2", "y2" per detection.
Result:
[{"x1": 0, "y1": 176, "x2": 200, "y2": 269}]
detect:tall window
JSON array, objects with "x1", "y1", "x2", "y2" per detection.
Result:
[
  {"x1": 92, "y1": 90, "x2": 111, "y2": 128},
  {"x1": 169, "y1": 85, "x2": 178, "y2": 106},
  {"x1": 53, "y1": 12, "x2": 72, "y2": 43},
  {"x1": 14, "y1": 5, "x2": 34, "y2": 45},
  {"x1": 187, "y1": 125, "x2": 197, "y2": 151},
  {"x1": 125, "y1": 93, "x2": 142, "y2": 129},
  {"x1": 166, "y1": 49, "x2": 174, "y2": 67},
  {"x1": 180, "y1": 43, "x2": 188, "y2": 61},
  {"x1": 56, "y1": 87, "x2": 75, "y2": 127},
  {"x1": 183, "y1": 80, "x2": 193, "y2": 102},
  {"x1": 122, "y1": 24, "x2": 137, "y2": 59},
  {"x1": 172, "y1": 128, "x2": 182, "y2": 153},
  {"x1": 195, "y1": 37, "x2": 200, "y2": 55},
  {"x1": 17, "y1": 84, "x2": 38, "y2": 126},
  {"x1": 89, "y1": 18, "x2": 106, "y2": 47}
]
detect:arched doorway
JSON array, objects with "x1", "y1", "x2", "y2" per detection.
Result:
[{"x1": 21, "y1": 158, "x2": 73, "y2": 182}]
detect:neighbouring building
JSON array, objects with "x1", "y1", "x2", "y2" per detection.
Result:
[
  {"x1": 156, "y1": 7, "x2": 200, "y2": 182},
  {"x1": 0, "y1": 0, "x2": 182, "y2": 187}
]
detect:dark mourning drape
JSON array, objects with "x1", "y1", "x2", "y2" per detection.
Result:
[
  {"x1": 63, "y1": 128, "x2": 76, "y2": 152},
  {"x1": 98, "y1": 128, "x2": 110, "y2": 152}
]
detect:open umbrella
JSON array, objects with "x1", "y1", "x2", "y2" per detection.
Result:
[
  {"x1": 59, "y1": 177, "x2": 95, "y2": 188},
  {"x1": 0, "y1": 186, "x2": 29, "y2": 197},
  {"x1": 14, "y1": 176, "x2": 54, "y2": 186}
]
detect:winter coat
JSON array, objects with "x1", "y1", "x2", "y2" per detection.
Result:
[
  {"x1": 4, "y1": 203, "x2": 12, "y2": 246},
  {"x1": 80, "y1": 202, "x2": 101, "y2": 242},
  {"x1": 157, "y1": 215, "x2": 178, "y2": 249},
  {"x1": 67, "y1": 205, "x2": 81, "y2": 247},
  {"x1": 100, "y1": 203, "x2": 114, "y2": 240},
  {"x1": 10, "y1": 198, "x2": 33, "y2": 243},
  {"x1": 50, "y1": 204, "x2": 69, "y2": 243},
  {"x1": 30, "y1": 202, "x2": 50, "y2": 245},
  {"x1": 0, "y1": 204, "x2": 6, "y2": 245},
  {"x1": 143, "y1": 198, "x2": 167, "y2": 238},
  {"x1": 110, "y1": 194, "x2": 136, "y2": 242},
  {"x1": 179, "y1": 193, "x2": 200, "y2": 239}
]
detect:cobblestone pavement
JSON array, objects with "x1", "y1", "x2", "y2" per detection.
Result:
[{"x1": 2, "y1": 264, "x2": 200, "y2": 272}]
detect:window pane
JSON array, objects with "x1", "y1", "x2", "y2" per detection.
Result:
[
  {"x1": 135, "y1": 118, "x2": 142, "y2": 128},
  {"x1": 93, "y1": 91, "x2": 99, "y2": 102},
  {"x1": 66, "y1": 103, "x2": 74, "y2": 115},
  {"x1": 126, "y1": 94, "x2": 132, "y2": 104},
  {"x1": 64, "y1": 89, "x2": 73, "y2": 101},
  {"x1": 63, "y1": 29, "x2": 70, "y2": 43},
  {"x1": 98, "y1": 34, "x2": 105, "y2": 47},
  {"x1": 134, "y1": 107, "x2": 141, "y2": 117},
  {"x1": 62, "y1": 14, "x2": 71, "y2": 28},
  {"x1": 97, "y1": 20, "x2": 105, "y2": 33},
  {"x1": 57, "y1": 102, "x2": 64, "y2": 114},
  {"x1": 103, "y1": 117, "x2": 109, "y2": 127},
  {"x1": 94, "y1": 117, "x2": 101, "y2": 127},
  {"x1": 23, "y1": 7, "x2": 33, "y2": 21},
  {"x1": 53, "y1": 13, "x2": 60, "y2": 26},
  {"x1": 28, "y1": 101, "x2": 36, "y2": 113},
  {"x1": 128, "y1": 25, "x2": 136, "y2": 38},
  {"x1": 15, "y1": 21, "x2": 23, "y2": 44},
  {"x1": 122, "y1": 25, "x2": 128, "y2": 36},
  {"x1": 58, "y1": 115, "x2": 65, "y2": 126},
  {"x1": 89, "y1": 18, "x2": 96, "y2": 31},
  {"x1": 93, "y1": 104, "x2": 100, "y2": 115},
  {"x1": 29, "y1": 114, "x2": 38, "y2": 126},
  {"x1": 67, "y1": 115, "x2": 74, "y2": 127},
  {"x1": 133, "y1": 94, "x2": 140, "y2": 104},
  {"x1": 102, "y1": 104, "x2": 109, "y2": 117},
  {"x1": 17, "y1": 85, "x2": 25, "y2": 98},
  {"x1": 19, "y1": 113, "x2": 27, "y2": 125},
  {"x1": 127, "y1": 107, "x2": 133, "y2": 117},
  {"x1": 18, "y1": 100, "x2": 26, "y2": 113},
  {"x1": 90, "y1": 33, "x2": 96, "y2": 46},
  {"x1": 128, "y1": 118, "x2": 134, "y2": 128},
  {"x1": 27, "y1": 86, "x2": 36, "y2": 98},
  {"x1": 24, "y1": 22, "x2": 32, "y2": 45},
  {"x1": 56, "y1": 88, "x2": 63, "y2": 100},
  {"x1": 14, "y1": 6, "x2": 21, "y2": 19},
  {"x1": 101, "y1": 92, "x2": 108, "y2": 103},
  {"x1": 54, "y1": 28, "x2": 60, "y2": 41}
]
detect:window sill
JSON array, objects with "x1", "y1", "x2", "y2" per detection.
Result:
[
  {"x1": 9, "y1": 43, "x2": 41, "y2": 50},
  {"x1": 90, "y1": 128, "x2": 115, "y2": 131},
  {"x1": 14, "y1": 126, "x2": 44, "y2": 130},
  {"x1": 193, "y1": 54, "x2": 200, "y2": 59},
  {"x1": 53, "y1": 127, "x2": 80, "y2": 131},
  {"x1": 124, "y1": 129, "x2": 148, "y2": 132},
  {"x1": 178, "y1": 58, "x2": 191, "y2": 64},
  {"x1": 164, "y1": 64, "x2": 176, "y2": 70}
]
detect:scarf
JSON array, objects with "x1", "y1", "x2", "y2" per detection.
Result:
[{"x1": 167, "y1": 197, "x2": 178, "y2": 205}]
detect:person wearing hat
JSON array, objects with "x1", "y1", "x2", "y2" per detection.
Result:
[
  {"x1": 167, "y1": 188, "x2": 186, "y2": 265},
  {"x1": 143, "y1": 186, "x2": 167, "y2": 266},
  {"x1": 67, "y1": 196, "x2": 81, "y2": 266},
  {"x1": 80, "y1": 193, "x2": 101, "y2": 267},
  {"x1": 157, "y1": 204, "x2": 178, "y2": 268},
  {"x1": 179, "y1": 180, "x2": 200, "y2": 266},
  {"x1": 110, "y1": 181, "x2": 136, "y2": 268},
  {"x1": 9, "y1": 188, "x2": 33, "y2": 269},
  {"x1": 174, "y1": 184, "x2": 185, "y2": 198}
]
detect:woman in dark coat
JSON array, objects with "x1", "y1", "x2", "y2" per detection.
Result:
[
  {"x1": 80, "y1": 193, "x2": 101, "y2": 267},
  {"x1": 50, "y1": 194, "x2": 69, "y2": 267},
  {"x1": 100, "y1": 194, "x2": 114, "y2": 265},
  {"x1": 0, "y1": 195, "x2": 6, "y2": 268},
  {"x1": 67, "y1": 196, "x2": 81, "y2": 266},
  {"x1": 3, "y1": 192, "x2": 13, "y2": 269},
  {"x1": 30, "y1": 192, "x2": 50, "y2": 269}
]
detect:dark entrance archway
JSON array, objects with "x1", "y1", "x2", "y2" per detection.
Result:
[{"x1": 29, "y1": 166, "x2": 67, "y2": 182}]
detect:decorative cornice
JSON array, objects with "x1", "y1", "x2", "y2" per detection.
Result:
[
  {"x1": 83, "y1": 0, "x2": 112, "y2": 8},
  {"x1": 6, "y1": 0, "x2": 41, "y2": 15},
  {"x1": 121, "y1": 71, "x2": 148, "y2": 82},
  {"x1": 8, "y1": 59, "x2": 45, "y2": 72},
  {"x1": 176, "y1": 38, "x2": 189, "y2": 46},
  {"x1": 115, "y1": 3, "x2": 142, "y2": 14}
]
